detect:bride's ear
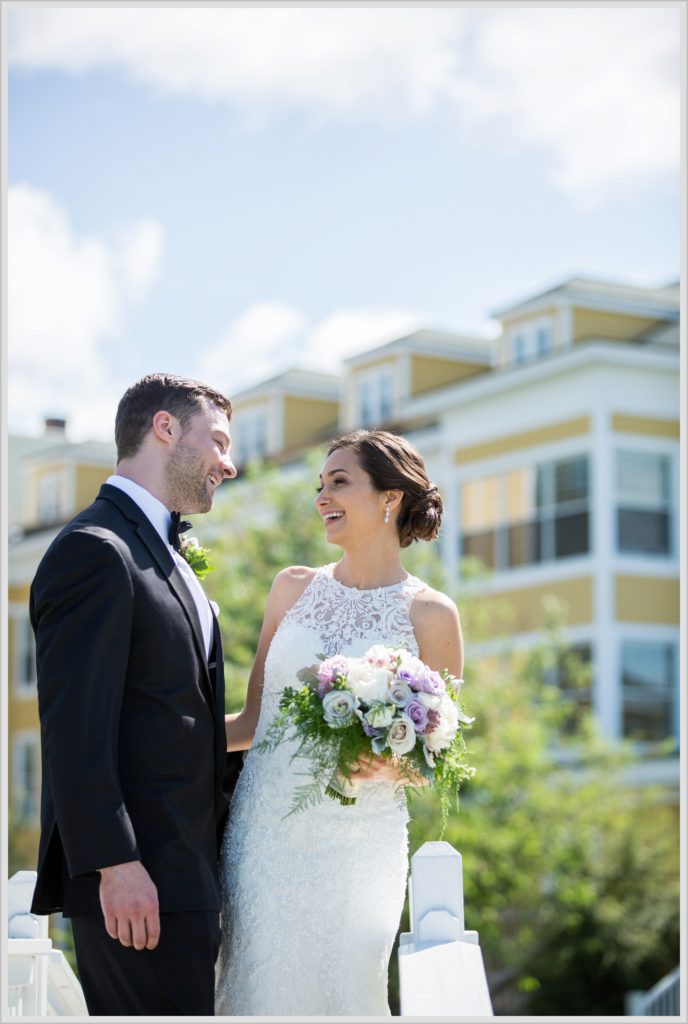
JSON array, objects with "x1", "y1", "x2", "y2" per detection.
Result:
[{"x1": 385, "y1": 490, "x2": 404, "y2": 514}]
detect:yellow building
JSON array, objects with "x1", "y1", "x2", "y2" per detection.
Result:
[
  {"x1": 230, "y1": 367, "x2": 341, "y2": 464},
  {"x1": 7, "y1": 422, "x2": 116, "y2": 865}
]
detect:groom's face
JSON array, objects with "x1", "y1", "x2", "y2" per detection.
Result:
[{"x1": 166, "y1": 402, "x2": 236, "y2": 513}]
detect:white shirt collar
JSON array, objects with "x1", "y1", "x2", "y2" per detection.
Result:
[{"x1": 107, "y1": 474, "x2": 173, "y2": 550}]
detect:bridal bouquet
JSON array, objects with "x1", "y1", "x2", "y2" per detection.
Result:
[{"x1": 256, "y1": 644, "x2": 475, "y2": 827}]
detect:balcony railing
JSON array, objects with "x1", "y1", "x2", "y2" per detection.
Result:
[{"x1": 7, "y1": 871, "x2": 87, "y2": 1017}]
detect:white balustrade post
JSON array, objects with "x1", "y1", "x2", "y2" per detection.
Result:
[
  {"x1": 8, "y1": 871, "x2": 50, "y2": 1015},
  {"x1": 7, "y1": 870, "x2": 88, "y2": 1017},
  {"x1": 398, "y1": 841, "x2": 493, "y2": 1017}
]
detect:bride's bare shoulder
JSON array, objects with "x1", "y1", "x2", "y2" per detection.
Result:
[{"x1": 268, "y1": 565, "x2": 319, "y2": 612}]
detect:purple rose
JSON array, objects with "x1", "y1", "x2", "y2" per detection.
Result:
[
  {"x1": 317, "y1": 679, "x2": 335, "y2": 698},
  {"x1": 405, "y1": 698, "x2": 429, "y2": 733},
  {"x1": 413, "y1": 669, "x2": 446, "y2": 696}
]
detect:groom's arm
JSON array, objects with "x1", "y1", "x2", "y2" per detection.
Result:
[
  {"x1": 31, "y1": 528, "x2": 141, "y2": 876},
  {"x1": 32, "y1": 528, "x2": 160, "y2": 949}
]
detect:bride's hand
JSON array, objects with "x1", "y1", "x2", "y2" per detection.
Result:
[{"x1": 352, "y1": 755, "x2": 422, "y2": 785}]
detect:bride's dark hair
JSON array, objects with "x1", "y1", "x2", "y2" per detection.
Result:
[{"x1": 327, "y1": 429, "x2": 443, "y2": 548}]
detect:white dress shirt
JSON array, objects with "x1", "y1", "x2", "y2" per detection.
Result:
[{"x1": 106, "y1": 475, "x2": 214, "y2": 658}]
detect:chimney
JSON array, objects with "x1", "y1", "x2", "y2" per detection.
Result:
[{"x1": 44, "y1": 417, "x2": 67, "y2": 436}]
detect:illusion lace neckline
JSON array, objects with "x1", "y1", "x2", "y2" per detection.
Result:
[{"x1": 323, "y1": 562, "x2": 412, "y2": 593}]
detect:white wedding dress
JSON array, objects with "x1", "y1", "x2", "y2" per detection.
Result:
[{"x1": 215, "y1": 563, "x2": 426, "y2": 1016}]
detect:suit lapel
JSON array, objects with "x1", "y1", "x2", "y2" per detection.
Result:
[{"x1": 97, "y1": 484, "x2": 214, "y2": 710}]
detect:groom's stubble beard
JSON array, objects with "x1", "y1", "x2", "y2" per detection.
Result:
[{"x1": 166, "y1": 435, "x2": 213, "y2": 514}]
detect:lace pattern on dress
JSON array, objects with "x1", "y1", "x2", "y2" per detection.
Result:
[{"x1": 278, "y1": 562, "x2": 426, "y2": 658}]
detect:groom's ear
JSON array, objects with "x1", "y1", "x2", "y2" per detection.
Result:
[{"x1": 151, "y1": 409, "x2": 181, "y2": 446}]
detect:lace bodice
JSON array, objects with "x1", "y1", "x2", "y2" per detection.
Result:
[
  {"x1": 253, "y1": 563, "x2": 426, "y2": 739},
  {"x1": 280, "y1": 562, "x2": 426, "y2": 657}
]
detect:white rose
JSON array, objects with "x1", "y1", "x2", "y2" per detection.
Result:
[
  {"x1": 415, "y1": 691, "x2": 441, "y2": 711},
  {"x1": 365, "y1": 645, "x2": 394, "y2": 667},
  {"x1": 396, "y1": 651, "x2": 426, "y2": 675},
  {"x1": 365, "y1": 703, "x2": 395, "y2": 729},
  {"x1": 425, "y1": 695, "x2": 459, "y2": 752},
  {"x1": 322, "y1": 689, "x2": 357, "y2": 728},
  {"x1": 347, "y1": 662, "x2": 392, "y2": 704},
  {"x1": 387, "y1": 713, "x2": 417, "y2": 755}
]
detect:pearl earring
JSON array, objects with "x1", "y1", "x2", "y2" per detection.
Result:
[{"x1": 384, "y1": 508, "x2": 390, "y2": 524}]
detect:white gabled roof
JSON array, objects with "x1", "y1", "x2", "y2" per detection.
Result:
[
  {"x1": 406, "y1": 339, "x2": 679, "y2": 420},
  {"x1": 343, "y1": 328, "x2": 494, "y2": 368},
  {"x1": 232, "y1": 367, "x2": 342, "y2": 403},
  {"x1": 491, "y1": 276, "x2": 680, "y2": 322}
]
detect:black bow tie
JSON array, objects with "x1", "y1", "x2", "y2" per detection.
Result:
[{"x1": 169, "y1": 512, "x2": 193, "y2": 553}]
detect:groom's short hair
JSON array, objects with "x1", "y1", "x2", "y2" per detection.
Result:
[{"x1": 115, "y1": 373, "x2": 232, "y2": 461}]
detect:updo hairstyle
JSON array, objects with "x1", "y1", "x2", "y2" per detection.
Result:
[{"x1": 327, "y1": 430, "x2": 443, "y2": 548}]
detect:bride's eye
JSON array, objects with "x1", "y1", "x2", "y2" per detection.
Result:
[{"x1": 315, "y1": 484, "x2": 324, "y2": 494}]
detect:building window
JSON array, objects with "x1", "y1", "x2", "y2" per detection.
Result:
[
  {"x1": 621, "y1": 640, "x2": 677, "y2": 743},
  {"x1": 537, "y1": 326, "x2": 551, "y2": 356},
  {"x1": 37, "y1": 472, "x2": 62, "y2": 524},
  {"x1": 13, "y1": 733, "x2": 39, "y2": 824},
  {"x1": 512, "y1": 334, "x2": 527, "y2": 365},
  {"x1": 616, "y1": 451, "x2": 671, "y2": 556},
  {"x1": 508, "y1": 319, "x2": 553, "y2": 366},
  {"x1": 237, "y1": 411, "x2": 268, "y2": 463},
  {"x1": 551, "y1": 642, "x2": 593, "y2": 734},
  {"x1": 461, "y1": 454, "x2": 590, "y2": 572},
  {"x1": 358, "y1": 367, "x2": 392, "y2": 427},
  {"x1": 13, "y1": 616, "x2": 37, "y2": 695}
]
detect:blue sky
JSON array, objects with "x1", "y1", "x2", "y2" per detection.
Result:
[{"x1": 6, "y1": 4, "x2": 681, "y2": 440}]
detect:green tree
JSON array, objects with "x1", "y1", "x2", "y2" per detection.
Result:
[{"x1": 197, "y1": 454, "x2": 679, "y2": 1015}]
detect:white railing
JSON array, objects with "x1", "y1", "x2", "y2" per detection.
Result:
[
  {"x1": 625, "y1": 965, "x2": 681, "y2": 1016},
  {"x1": 7, "y1": 871, "x2": 87, "y2": 1017},
  {"x1": 398, "y1": 841, "x2": 493, "y2": 1017}
]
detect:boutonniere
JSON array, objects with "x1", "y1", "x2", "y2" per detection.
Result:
[{"x1": 180, "y1": 536, "x2": 215, "y2": 580}]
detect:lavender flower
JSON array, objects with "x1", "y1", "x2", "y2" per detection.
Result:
[{"x1": 405, "y1": 698, "x2": 430, "y2": 733}]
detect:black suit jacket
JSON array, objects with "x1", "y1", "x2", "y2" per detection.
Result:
[{"x1": 30, "y1": 484, "x2": 239, "y2": 917}]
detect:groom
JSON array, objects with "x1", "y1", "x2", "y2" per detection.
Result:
[{"x1": 30, "y1": 373, "x2": 238, "y2": 1015}]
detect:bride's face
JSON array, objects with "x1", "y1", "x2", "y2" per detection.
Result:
[{"x1": 315, "y1": 448, "x2": 389, "y2": 546}]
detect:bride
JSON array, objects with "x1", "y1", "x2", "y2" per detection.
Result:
[{"x1": 215, "y1": 429, "x2": 463, "y2": 1016}]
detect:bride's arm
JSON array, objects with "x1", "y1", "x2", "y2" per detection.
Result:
[
  {"x1": 355, "y1": 588, "x2": 464, "y2": 784},
  {"x1": 225, "y1": 566, "x2": 316, "y2": 751}
]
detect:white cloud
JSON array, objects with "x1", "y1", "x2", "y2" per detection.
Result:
[
  {"x1": 7, "y1": 7, "x2": 464, "y2": 121},
  {"x1": 8, "y1": 185, "x2": 164, "y2": 439},
  {"x1": 196, "y1": 302, "x2": 308, "y2": 391},
  {"x1": 7, "y1": 6, "x2": 680, "y2": 200},
  {"x1": 118, "y1": 220, "x2": 164, "y2": 295},
  {"x1": 197, "y1": 302, "x2": 424, "y2": 396},
  {"x1": 455, "y1": 8, "x2": 680, "y2": 203},
  {"x1": 305, "y1": 308, "x2": 423, "y2": 373}
]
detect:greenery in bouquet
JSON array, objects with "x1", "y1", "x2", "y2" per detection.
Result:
[{"x1": 256, "y1": 644, "x2": 475, "y2": 830}]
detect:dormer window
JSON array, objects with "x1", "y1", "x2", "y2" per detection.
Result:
[
  {"x1": 238, "y1": 409, "x2": 268, "y2": 463},
  {"x1": 358, "y1": 367, "x2": 392, "y2": 427},
  {"x1": 513, "y1": 334, "x2": 527, "y2": 365},
  {"x1": 37, "y1": 471, "x2": 63, "y2": 525},
  {"x1": 537, "y1": 326, "x2": 551, "y2": 356},
  {"x1": 507, "y1": 317, "x2": 553, "y2": 367}
]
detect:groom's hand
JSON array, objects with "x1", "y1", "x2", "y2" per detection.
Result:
[{"x1": 98, "y1": 860, "x2": 160, "y2": 951}]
